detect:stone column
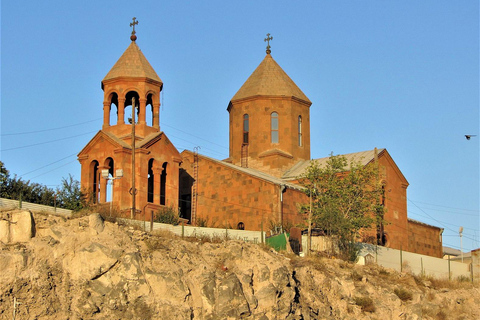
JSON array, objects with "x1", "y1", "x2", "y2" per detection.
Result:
[
  {"x1": 153, "y1": 102, "x2": 160, "y2": 129},
  {"x1": 103, "y1": 102, "x2": 110, "y2": 128},
  {"x1": 118, "y1": 98, "x2": 126, "y2": 125},
  {"x1": 139, "y1": 98, "x2": 147, "y2": 125},
  {"x1": 98, "y1": 166, "x2": 110, "y2": 203},
  {"x1": 153, "y1": 166, "x2": 162, "y2": 205}
]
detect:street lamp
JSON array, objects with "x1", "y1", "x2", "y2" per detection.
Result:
[{"x1": 102, "y1": 168, "x2": 123, "y2": 217}]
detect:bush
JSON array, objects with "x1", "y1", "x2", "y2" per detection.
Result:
[
  {"x1": 154, "y1": 206, "x2": 179, "y2": 225},
  {"x1": 353, "y1": 296, "x2": 375, "y2": 312},
  {"x1": 394, "y1": 287, "x2": 413, "y2": 301}
]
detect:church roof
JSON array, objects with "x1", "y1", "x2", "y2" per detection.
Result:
[
  {"x1": 282, "y1": 148, "x2": 387, "y2": 180},
  {"x1": 102, "y1": 41, "x2": 162, "y2": 84},
  {"x1": 181, "y1": 150, "x2": 304, "y2": 191},
  {"x1": 231, "y1": 54, "x2": 311, "y2": 104}
]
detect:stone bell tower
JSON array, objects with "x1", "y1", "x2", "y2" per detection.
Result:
[{"x1": 78, "y1": 18, "x2": 181, "y2": 217}]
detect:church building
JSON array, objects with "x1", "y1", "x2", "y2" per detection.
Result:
[{"x1": 78, "y1": 24, "x2": 443, "y2": 258}]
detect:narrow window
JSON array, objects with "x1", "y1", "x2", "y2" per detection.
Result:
[
  {"x1": 298, "y1": 116, "x2": 302, "y2": 147},
  {"x1": 243, "y1": 114, "x2": 249, "y2": 144},
  {"x1": 160, "y1": 162, "x2": 167, "y2": 205},
  {"x1": 147, "y1": 159, "x2": 154, "y2": 203},
  {"x1": 271, "y1": 112, "x2": 279, "y2": 143}
]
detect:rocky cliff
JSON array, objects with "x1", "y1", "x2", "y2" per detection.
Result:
[{"x1": 0, "y1": 209, "x2": 478, "y2": 319}]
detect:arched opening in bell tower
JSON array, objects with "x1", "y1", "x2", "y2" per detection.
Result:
[
  {"x1": 124, "y1": 91, "x2": 140, "y2": 124},
  {"x1": 146, "y1": 93, "x2": 154, "y2": 126},
  {"x1": 109, "y1": 93, "x2": 119, "y2": 126}
]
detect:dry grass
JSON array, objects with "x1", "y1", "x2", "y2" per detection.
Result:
[
  {"x1": 351, "y1": 270, "x2": 363, "y2": 281},
  {"x1": 394, "y1": 287, "x2": 413, "y2": 301},
  {"x1": 414, "y1": 274, "x2": 475, "y2": 290},
  {"x1": 353, "y1": 296, "x2": 375, "y2": 313}
]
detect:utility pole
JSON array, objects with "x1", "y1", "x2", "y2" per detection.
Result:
[{"x1": 131, "y1": 97, "x2": 136, "y2": 219}]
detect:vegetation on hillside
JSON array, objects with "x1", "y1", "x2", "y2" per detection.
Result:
[
  {"x1": 0, "y1": 161, "x2": 84, "y2": 211},
  {"x1": 300, "y1": 154, "x2": 385, "y2": 260}
]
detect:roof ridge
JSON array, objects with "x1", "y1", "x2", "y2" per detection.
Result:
[
  {"x1": 102, "y1": 41, "x2": 162, "y2": 83},
  {"x1": 231, "y1": 54, "x2": 311, "y2": 104}
]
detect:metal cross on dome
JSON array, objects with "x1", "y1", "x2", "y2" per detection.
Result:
[
  {"x1": 264, "y1": 33, "x2": 273, "y2": 54},
  {"x1": 130, "y1": 17, "x2": 139, "y2": 41}
]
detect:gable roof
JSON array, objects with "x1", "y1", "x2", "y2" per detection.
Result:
[
  {"x1": 282, "y1": 148, "x2": 390, "y2": 180},
  {"x1": 230, "y1": 54, "x2": 311, "y2": 104},
  {"x1": 181, "y1": 150, "x2": 304, "y2": 191},
  {"x1": 77, "y1": 130, "x2": 131, "y2": 157},
  {"x1": 102, "y1": 41, "x2": 162, "y2": 85}
]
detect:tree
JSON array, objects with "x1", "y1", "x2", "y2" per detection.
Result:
[
  {"x1": 56, "y1": 174, "x2": 84, "y2": 211},
  {"x1": 300, "y1": 154, "x2": 385, "y2": 260}
]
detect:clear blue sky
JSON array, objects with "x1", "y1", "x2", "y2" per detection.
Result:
[{"x1": 1, "y1": 1, "x2": 478, "y2": 251}]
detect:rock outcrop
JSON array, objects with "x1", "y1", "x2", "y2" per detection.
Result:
[{"x1": 0, "y1": 209, "x2": 478, "y2": 319}]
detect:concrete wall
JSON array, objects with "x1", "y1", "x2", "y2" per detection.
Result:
[
  {"x1": 357, "y1": 242, "x2": 472, "y2": 280},
  {"x1": 120, "y1": 218, "x2": 266, "y2": 243},
  {"x1": 0, "y1": 198, "x2": 72, "y2": 218}
]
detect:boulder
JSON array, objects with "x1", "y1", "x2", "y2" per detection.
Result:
[
  {"x1": 10, "y1": 210, "x2": 35, "y2": 242},
  {"x1": 0, "y1": 220, "x2": 10, "y2": 243},
  {"x1": 89, "y1": 213, "x2": 104, "y2": 235}
]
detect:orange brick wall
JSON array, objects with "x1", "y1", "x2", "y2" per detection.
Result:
[
  {"x1": 79, "y1": 133, "x2": 181, "y2": 215},
  {"x1": 407, "y1": 220, "x2": 443, "y2": 258},
  {"x1": 228, "y1": 96, "x2": 311, "y2": 176},
  {"x1": 181, "y1": 151, "x2": 308, "y2": 233},
  {"x1": 377, "y1": 154, "x2": 410, "y2": 252}
]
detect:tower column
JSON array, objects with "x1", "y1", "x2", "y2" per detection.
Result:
[
  {"x1": 103, "y1": 101, "x2": 110, "y2": 128},
  {"x1": 98, "y1": 166, "x2": 109, "y2": 203},
  {"x1": 153, "y1": 166, "x2": 162, "y2": 205},
  {"x1": 139, "y1": 98, "x2": 147, "y2": 125},
  {"x1": 153, "y1": 102, "x2": 160, "y2": 129},
  {"x1": 118, "y1": 98, "x2": 126, "y2": 125}
]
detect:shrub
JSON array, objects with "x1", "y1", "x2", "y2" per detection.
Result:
[
  {"x1": 394, "y1": 287, "x2": 413, "y2": 301},
  {"x1": 353, "y1": 296, "x2": 375, "y2": 313},
  {"x1": 351, "y1": 270, "x2": 363, "y2": 281},
  {"x1": 154, "y1": 206, "x2": 179, "y2": 225}
]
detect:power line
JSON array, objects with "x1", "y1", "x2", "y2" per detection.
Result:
[
  {"x1": 1, "y1": 118, "x2": 102, "y2": 136},
  {"x1": 161, "y1": 122, "x2": 229, "y2": 150},
  {"x1": 20, "y1": 153, "x2": 78, "y2": 177},
  {"x1": 1, "y1": 130, "x2": 98, "y2": 152},
  {"x1": 408, "y1": 199, "x2": 479, "y2": 213}
]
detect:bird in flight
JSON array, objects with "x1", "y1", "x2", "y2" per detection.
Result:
[{"x1": 465, "y1": 135, "x2": 477, "y2": 140}]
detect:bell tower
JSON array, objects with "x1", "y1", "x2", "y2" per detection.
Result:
[
  {"x1": 78, "y1": 18, "x2": 181, "y2": 218},
  {"x1": 101, "y1": 17, "x2": 163, "y2": 142},
  {"x1": 227, "y1": 34, "x2": 312, "y2": 177}
]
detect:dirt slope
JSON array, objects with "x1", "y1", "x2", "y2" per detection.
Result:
[{"x1": 0, "y1": 210, "x2": 478, "y2": 319}]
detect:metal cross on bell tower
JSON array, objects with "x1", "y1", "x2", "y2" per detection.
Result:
[
  {"x1": 264, "y1": 33, "x2": 273, "y2": 54},
  {"x1": 130, "y1": 17, "x2": 139, "y2": 41}
]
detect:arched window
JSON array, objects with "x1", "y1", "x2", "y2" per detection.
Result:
[
  {"x1": 148, "y1": 159, "x2": 154, "y2": 203},
  {"x1": 109, "y1": 93, "x2": 118, "y2": 126},
  {"x1": 243, "y1": 114, "x2": 249, "y2": 144},
  {"x1": 124, "y1": 92, "x2": 140, "y2": 124},
  {"x1": 146, "y1": 93, "x2": 154, "y2": 126},
  {"x1": 298, "y1": 116, "x2": 302, "y2": 147},
  {"x1": 160, "y1": 162, "x2": 167, "y2": 205},
  {"x1": 271, "y1": 112, "x2": 279, "y2": 143},
  {"x1": 105, "y1": 157, "x2": 114, "y2": 202},
  {"x1": 90, "y1": 160, "x2": 99, "y2": 204}
]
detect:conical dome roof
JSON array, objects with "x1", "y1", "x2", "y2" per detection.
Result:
[
  {"x1": 102, "y1": 41, "x2": 162, "y2": 85},
  {"x1": 231, "y1": 54, "x2": 310, "y2": 104}
]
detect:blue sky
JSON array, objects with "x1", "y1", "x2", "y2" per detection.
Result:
[{"x1": 1, "y1": 1, "x2": 478, "y2": 251}]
